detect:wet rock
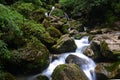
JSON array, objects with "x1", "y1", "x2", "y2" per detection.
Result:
[
  {"x1": 52, "y1": 34, "x2": 77, "y2": 54},
  {"x1": 52, "y1": 64, "x2": 89, "y2": 80},
  {"x1": 66, "y1": 54, "x2": 88, "y2": 68}
]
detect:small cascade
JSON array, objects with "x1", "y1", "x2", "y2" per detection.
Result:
[{"x1": 38, "y1": 36, "x2": 96, "y2": 80}]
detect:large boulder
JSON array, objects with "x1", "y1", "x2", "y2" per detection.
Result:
[
  {"x1": 20, "y1": 37, "x2": 50, "y2": 73},
  {"x1": 52, "y1": 34, "x2": 77, "y2": 54},
  {"x1": 52, "y1": 64, "x2": 89, "y2": 80},
  {"x1": 4, "y1": 37, "x2": 50, "y2": 74}
]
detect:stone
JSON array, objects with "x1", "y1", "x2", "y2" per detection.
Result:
[
  {"x1": 52, "y1": 34, "x2": 77, "y2": 54},
  {"x1": 95, "y1": 62, "x2": 120, "y2": 79},
  {"x1": 35, "y1": 75, "x2": 49, "y2": 80},
  {"x1": 66, "y1": 54, "x2": 89, "y2": 68},
  {"x1": 52, "y1": 64, "x2": 89, "y2": 80}
]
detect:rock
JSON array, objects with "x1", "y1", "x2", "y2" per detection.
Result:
[
  {"x1": 66, "y1": 54, "x2": 89, "y2": 68},
  {"x1": 20, "y1": 37, "x2": 50, "y2": 73},
  {"x1": 89, "y1": 29, "x2": 102, "y2": 34},
  {"x1": 4, "y1": 37, "x2": 50, "y2": 74},
  {"x1": 47, "y1": 26, "x2": 62, "y2": 38},
  {"x1": 52, "y1": 64, "x2": 89, "y2": 80},
  {"x1": 35, "y1": 75, "x2": 49, "y2": 80},
  {"x1": 96, "y1": 73, "x2": 108, "y2": 80},
  {"x1": 30, "y1": 8, "x2": 47, "y2": 22},
  {"x1": 83, "y1": 32, "x2": 120, "y2": 60},
  {"x1": 52, "y1": 34, "x2": 77, "y2": 54},
  {"x1": 0, "y1": 72, "x2": 16, "y2": 80},
  {"x1": 95, "y1": 62, "x2": 120, "y2": 79}
]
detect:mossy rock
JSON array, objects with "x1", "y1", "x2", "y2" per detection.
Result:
[
  {"x1": 36, "y1": 75, "x2": 49, "y2": 80},
  {"x1": 30, "y1": 8, "x2": 47, "y2": 22},
  {"x1": 88, "y1": 34, "x2": 95, "y2": 42},
  {"x1": 52, "y1": 34, "x2": 77, "y2": 54},
  {"x1": 47, "y1": 26, "x2": 62, "y2": 38},
  {"x1": 51, "y1": 8, "x2": 64, "y2": 17},
  {"x1": 21, "y1": 20, "x2": 45, "y2": 37},
  {"x1": 100, "y1": 40, "x2": 113, "y2": 58},
  {"x1": 19, "y1": 37, "x2": 50, "y2": 73},
  {"x1": 61, "y1": 24, "x2": 69, "y2": 34},
  {"x1": 3, "y1": 37, "x2": 50, "y2": 74},
  {"x1": 52, "y1": 64, "x2": 89, "y2": 80},
  {"x1": 74, "y1": 33, "x2": 85, "y2": 40},
  {"x1": 0, "y1": 72, "x2": 16, "y2": 80},
  {"x1": 40, "y1": 32, "x2": 55, "y2": 44}
]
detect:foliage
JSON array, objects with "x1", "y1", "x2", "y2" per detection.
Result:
[
  {"x1": 0, "y1": 40, "x2": 11, "y2": 60},
  {"x1": 21, "y1": 0, "x2": 42, "y2": 6},
  {"x1": 59, "y1": 0, "x2": 120, "y2": 27},
  {"x1": 59, "y1": 0, "x2": 108, "y2": 15},
  {"x1": 0, "y1": 4, "x2": 23, "y2": 36},
  {"x1": 14, "y1": 2, "x2": 35, "y2": 18}
]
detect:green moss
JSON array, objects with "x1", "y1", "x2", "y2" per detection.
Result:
[
  {"x1": 88, "y1": 34, "x2": 94, "y2": 42},
  {"x1": 100, "y1": 40, "x2": 109, "y2": 52},
  {"x1": 47, "y1": 26, "x2": 62, "y2": 38},
  {"x1": 52, "y1": 64, "x2": 67, "y2": 79},
  {"x1": 113, "y1": 51, "x2": 120, "y2": 55},
  {"x1": 51, "y1": 8, "x2": 64, "y2": 17},
  {"x1": 21, "y1": 20, "x2": 45, "y2": 38},
  {"x1": 14, "y1": 2, "x2": 35, "y2": 18},
  {"x1": 36, "y1": 75, "x2": 49, "y2": 80},
  {"x1": 61, "y1": 24, "x2": 69, "y2": 34},
  {"x1": 105, "y1": 61, "x2": 120, "y2": 72},
  {"x1": 40, "y1": 32, "x2": 55, "y2": 44},
  {"x1": 74, "y1": 34, "x2": 84, "y2": 39},
  {"x1": 19, "y1": 37, "x2": 50, "y2": 73},
  {"x1": 30, "y1": 8, "x2": 47, "y2": 22}
]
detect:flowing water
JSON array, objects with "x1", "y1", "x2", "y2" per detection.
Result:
[{"x1": 28, "y1": 36, "x2": 96, "y2": 80}]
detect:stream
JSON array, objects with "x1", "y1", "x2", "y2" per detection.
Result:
[{"x1": 26, "y1": 36, "x2": 96, "y2": 80}]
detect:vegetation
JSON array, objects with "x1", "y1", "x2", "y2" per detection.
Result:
[
  {"x1": 0, "y1": 0, "x2": 120, "y2": 79},
  {"x1": 59, "y1": 0, "x2": 120, "y2": 27}
]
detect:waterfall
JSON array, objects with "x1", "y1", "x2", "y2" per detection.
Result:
[{"x1": 40, "y1": 36, "x2": 96, "y2": 80}]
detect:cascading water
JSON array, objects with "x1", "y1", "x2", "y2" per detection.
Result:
[{"x1": 36, "y1": 36, "x2": 96, "y2": 80}]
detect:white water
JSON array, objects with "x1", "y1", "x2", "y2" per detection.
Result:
[{"x1": 39, "y1": 36, "x2": 95, "y2": 80}]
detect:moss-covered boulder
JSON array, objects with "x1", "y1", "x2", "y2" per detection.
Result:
[
  {"x1": 52, "y1": 64, "x2": 89, "y2": 80},
  {"x1": 3, "y1": 37, "x2": 50, "y2": 74},
  {"x1": 30, "y1": 8, "x2": 47, "y2": 22},
  {"x1": 47, "y1": 26, "x2": 62, "y2": 39},
  {"x1": 19, "y1": 37, "x2": 50, "y2": 73},
  {"x1": 52, "y1": 34, "x2": 77, "y2": 54},
  {"x1": 0, "y1": 71, "x2": 16, "y2": 80}
]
